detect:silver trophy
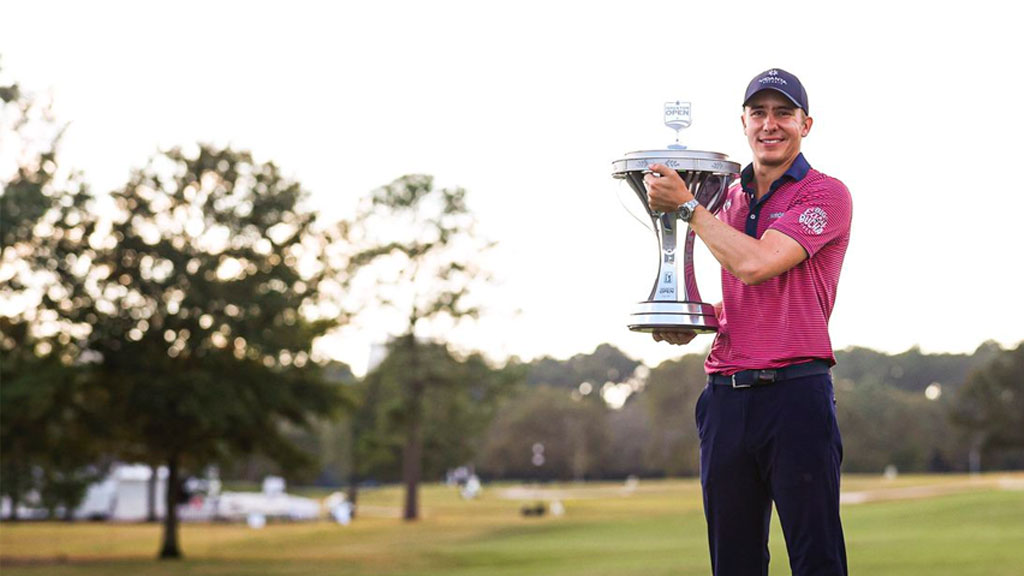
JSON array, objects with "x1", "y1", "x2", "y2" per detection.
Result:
[{"x1": 612, "y1": 102, "x2": 741, "y2": 333}]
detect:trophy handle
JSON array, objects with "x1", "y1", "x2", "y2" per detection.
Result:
[{"x1": 683, "y1": 227, "x2": 702, "y2": 304}]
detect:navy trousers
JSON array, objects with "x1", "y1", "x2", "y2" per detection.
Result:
[{"x1": 695, "y1": 373, "x2": 848, "y2": 576}]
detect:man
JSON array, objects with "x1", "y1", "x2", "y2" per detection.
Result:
[{"x1": 645, "y1": 68, "x2": 852, "y2": 576}]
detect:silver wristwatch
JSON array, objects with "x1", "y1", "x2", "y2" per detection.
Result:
[{"x1": 677, "y1": 199, "x2": 700, "y2": 222}]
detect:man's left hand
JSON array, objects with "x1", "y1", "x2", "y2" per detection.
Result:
[
  {"x1": 652, "y1": 329, "x2": 697, "y2": 346},
  {"x1": 644, "y1": 163, "x2": 694, "y2": 213}
]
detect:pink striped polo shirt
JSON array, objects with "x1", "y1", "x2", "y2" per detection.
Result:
[{"x1": 705, "y1": 154, "x2": 852, "y2": 374}]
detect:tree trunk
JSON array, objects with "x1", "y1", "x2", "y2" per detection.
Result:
[
  {"x1": 7, "y1": 502, "x2": 18, "y2": 521},
  {"x1": 969, "y1": 434, "x2": 984, "y2": 475},
  {"x1": 6, "y1": 447, "x2": 22, "y2": 521},
  {"x1": 7, "y1": 474, "x2": 20, "y2": 521},
  {"x1": 347, "y1": 475, "x2": 359, "y2": 521},
  {"x1": 146, "y1": 464, "x2": 158, "y2": 523},
  {"x1": 158, "y1": 456, "x2": 182, "y2": 559},
  {"x1": 402, "y1": 378, "x2": 424, "y2": 521},
  {"x1": 345, "y1": 416, "x2": 359, "y2": 520}
]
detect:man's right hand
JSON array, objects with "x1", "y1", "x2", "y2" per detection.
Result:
[{"x1": 652, "y1": 330, "x2": 697, "y2": 346}]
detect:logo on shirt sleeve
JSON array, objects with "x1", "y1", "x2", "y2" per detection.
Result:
[{"x1": 798, "y1": 207, "x2": 828, "y2": 235}]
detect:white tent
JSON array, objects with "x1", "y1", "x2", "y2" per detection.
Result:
[
  {"x1": 75, "y1": 464, "x2": 167, "y2": 521},
  {"x1": 73, "y1": 467, "x2": 320, "y2": 523}
]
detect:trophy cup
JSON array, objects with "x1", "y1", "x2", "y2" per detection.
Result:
[{"x1": 612, "y1": 102, "x2": 741, "y2": 333}]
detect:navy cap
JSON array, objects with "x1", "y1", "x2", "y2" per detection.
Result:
[{"x1": 743, "y1": 68, "x2": 809, "y2": 114}]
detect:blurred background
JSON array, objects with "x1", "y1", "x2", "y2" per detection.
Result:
[{"x1": 2, "y1": 1, "x2": 1022, "y2": 574}]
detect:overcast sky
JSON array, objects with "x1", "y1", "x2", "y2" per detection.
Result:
[{"x1": 2, "y1": 0, "x2": 1022, "y2": 375}]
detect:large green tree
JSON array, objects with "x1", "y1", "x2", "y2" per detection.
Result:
[
  {"x1": 81, "y1": 145, "x2": 346, "y2": 558},
  {"x1": 342, "y1": 174, "x2": 493, "y2": 520},
  {"x1": 1, "y1": 66, "x2": 106, "y2": 520}
]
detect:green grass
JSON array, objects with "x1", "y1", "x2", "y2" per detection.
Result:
[{"x1": 1, "y1": 474, "x2": 1022, "y2": 576}]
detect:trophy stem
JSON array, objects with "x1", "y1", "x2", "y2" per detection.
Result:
[{"x1": 650, "y1": 213, "x2": 678, "y2": 302}]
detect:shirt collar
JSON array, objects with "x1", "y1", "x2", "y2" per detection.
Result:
[{"x1": 740, "y1": 153, "x2": 811, "y2": 200}]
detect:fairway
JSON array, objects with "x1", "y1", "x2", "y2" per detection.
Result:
[{"x1": 2, "y1": 474, "x2": 1022, "y2": 576}]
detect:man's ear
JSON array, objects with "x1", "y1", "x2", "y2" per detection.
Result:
[{"x1": 801, "y1": 115, "x2": 814, "y2": 137}]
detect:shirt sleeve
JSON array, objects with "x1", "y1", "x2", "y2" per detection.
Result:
[{"x1": 769, "y1": 177, "x2": 852, "y2": 258}]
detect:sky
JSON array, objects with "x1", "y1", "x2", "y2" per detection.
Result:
[{"x1": 2, "y1": 0, "x2": 1022, "y2": 376}]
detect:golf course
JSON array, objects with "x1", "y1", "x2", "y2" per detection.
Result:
[{"x1": 2, "y1": 473, "x2": 1022, "y2": 576}]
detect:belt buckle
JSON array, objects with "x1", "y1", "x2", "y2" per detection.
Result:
[
  {"x1": 731, "y1": 369, "x2": 777, "y2": 388},
  {"x1": 730, "y1": 374, "x2": 752, "y2": 389}
]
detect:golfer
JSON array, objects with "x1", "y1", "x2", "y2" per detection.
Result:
[{"x1": 645, "y1": 68, "x2": 852, "y2": 576}]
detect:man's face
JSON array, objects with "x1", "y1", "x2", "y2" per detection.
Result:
[{"x1": 741, "y1": 91, "x2": 813, "y2": 169}]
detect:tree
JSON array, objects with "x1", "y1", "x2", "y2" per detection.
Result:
[
  {"x1": 354, "y1": 339, "x2": 516, "y2": 491},
  {"x1": 951, "y1": 342, "x2": 1024, "y2": 471},
  {"x1": 833, "y1": 344, "x2": 998, "y2": 396},
  {"x1": 81, "y1": 145, "x2": 347, "y2": 558},
  {"x1": 834, "y1": 379, "x2": 961, "y2": 473},
  {"x1": 478, "y1": 384, "x2": 607, "y2": 481},
  {"x1": 601, "y1": 398, "x2": 655, "y2": 477},
  {"x1": 639, "y1": 354, "x2": 706, "y2": 477},
  {"x1": 342, "y1": 174, "x2": 493, "y2": 520},
  {"x1": 1, "y1": 63, "x2": 105, "y2": 520},
  {"x1": 526, "y1": 344, "x2": 642, "y2": 391}
]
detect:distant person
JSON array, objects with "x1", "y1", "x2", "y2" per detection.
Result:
[{"x1": 645, "y1": 68, "x2": 852, "y2": 576}]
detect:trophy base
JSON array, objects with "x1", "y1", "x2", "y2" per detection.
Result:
[{"x1": 628, "y1": 301, "x2": 719, "y2": 334}]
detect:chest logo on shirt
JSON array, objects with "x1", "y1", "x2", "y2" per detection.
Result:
[
  {"x1": 798, "y1": 207, "x2": 828, "y2": 235},
  {"x1": 768, "y1": 211, "x2": 785, "y2": 220}
]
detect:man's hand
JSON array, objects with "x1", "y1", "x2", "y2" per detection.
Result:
[
  {"x1": 652, "y1": 329, "x2": 697, "y2": 346},
  {"x1": 644, "y1": 163, "x2": 695, "y2": 213}
]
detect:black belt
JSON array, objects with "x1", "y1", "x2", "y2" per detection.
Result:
[{"x1": 708, "y1": 360, "x2": 830, "y2": 389}]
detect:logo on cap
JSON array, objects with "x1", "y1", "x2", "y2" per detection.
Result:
[{"x1": 760, "y1": 72, "x2": 788, "y2": 86}]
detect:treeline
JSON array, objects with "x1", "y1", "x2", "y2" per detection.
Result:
[{"x1": 282, "y1": 341, "x2": 1022, "y2": 490}]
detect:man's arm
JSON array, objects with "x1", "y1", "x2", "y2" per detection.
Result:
[{"x1": 645, "y1": 164, "x2": 806, "y2": 285}]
